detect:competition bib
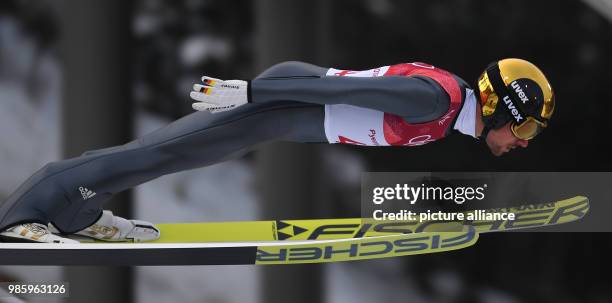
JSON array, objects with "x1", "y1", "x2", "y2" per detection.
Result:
[{"x1": 324, "y1": 63, "x2": 462, "y2": 146}]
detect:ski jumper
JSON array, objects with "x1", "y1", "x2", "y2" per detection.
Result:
[{"x1": 0, "y1": 61, "x2": 470, "y2": 234}]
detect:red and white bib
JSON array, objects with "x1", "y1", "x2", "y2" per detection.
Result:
[{"x1": 324, "y1": 63, "x2": 463, "y2": 146}]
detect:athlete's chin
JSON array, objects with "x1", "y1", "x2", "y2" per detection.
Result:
[{"x1": 491, "y1": 148, "x2": 508, "y2": 157}]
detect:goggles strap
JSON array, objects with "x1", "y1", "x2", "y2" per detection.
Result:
[{"x1": 486, "y1": 64, "x2": 529, "y2": 127}]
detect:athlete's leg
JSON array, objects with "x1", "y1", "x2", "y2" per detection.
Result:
[
  {"x1": 0, "y1": 102, "x2": 325, "y2": 234},
  {"x1": 0, "y1": 60, "x2": 328, "y2": 234}
]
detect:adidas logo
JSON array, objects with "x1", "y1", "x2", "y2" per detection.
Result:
[{"x1": 79, "y1": 186, "x2": 97, "y2": 200}]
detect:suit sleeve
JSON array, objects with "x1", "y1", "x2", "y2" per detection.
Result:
[{"x1": 250, "y1": 63, "x2": 451, "y2": 124}]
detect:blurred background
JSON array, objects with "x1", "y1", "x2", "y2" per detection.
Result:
[{"x1": 1, "y1": 0, "x2": 611, "y2": 302}]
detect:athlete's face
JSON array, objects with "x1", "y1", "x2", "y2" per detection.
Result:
[{"x1": 486, "y1": 122, "x2": 529, "y2": 156}]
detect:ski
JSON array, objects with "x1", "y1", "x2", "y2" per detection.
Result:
[
  {"x1": 0, "y1": 228, "x2": 477, "y2": 266},
  {"x1": 146, "y1": 195, "x2": 590, "y2": 242},
  {"x1": 0, "y1": 195, "x2": 588, "y2": 265}
]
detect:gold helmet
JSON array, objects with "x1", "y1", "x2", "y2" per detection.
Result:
[{"x1": 478, "y1": 58, "x2": 555, "y2": 140}]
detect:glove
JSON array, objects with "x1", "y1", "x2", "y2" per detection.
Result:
[{"x1": 190, "y1": 76, "x2": 249, "y2": 113}]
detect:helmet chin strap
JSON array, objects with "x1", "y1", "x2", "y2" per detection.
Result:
[
  {"x1": 477, "y1": 101, "x2": 491, "y2": 140},
  {"x1": 477, "y1": 96, "x2": 498, "y2": 141},
  {"x1": 480, "y1": 124, "x2": 492, "y2": 141}
]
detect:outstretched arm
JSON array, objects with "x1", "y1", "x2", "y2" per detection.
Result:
[
  {"x1": 191, "y1": 61, "x2": 451, "y2": 123},
  {"x1": 251, "y1": 72, "x2": 448, "y2": 123}
]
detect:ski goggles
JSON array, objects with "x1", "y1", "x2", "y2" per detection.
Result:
[{"x1": 510, "y1": 116, "x2": 547, "y2": 140}]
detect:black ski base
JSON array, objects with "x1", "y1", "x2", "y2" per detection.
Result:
[{"x1": 0, "y1": 246, "x2": 257, "y2": 266}]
